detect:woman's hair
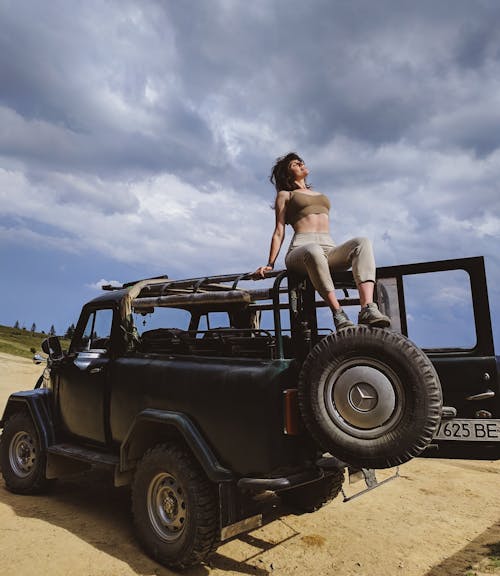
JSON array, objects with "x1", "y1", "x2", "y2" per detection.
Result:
[{"x1": 269, "y1": 152, "x2": 310, "y2": 193}]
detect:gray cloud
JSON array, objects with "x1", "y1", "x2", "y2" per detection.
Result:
[
  {"x1": 1, "y1": 0, "x2": 500, "y2": 343},
  {"x1": 3, "y1": 0, "x2": 500, "y2": 178}
]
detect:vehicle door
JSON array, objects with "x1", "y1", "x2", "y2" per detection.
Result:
[
  {"x1": 56, "y1": 307, "x2": 115, "y2": 444},
  {"x1": 377, "y1": 257, "x2": 499, "y2": 443}
]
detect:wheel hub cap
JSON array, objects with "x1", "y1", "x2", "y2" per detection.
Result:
[
  {"x1": 162, "y1": 491, "x2": 178, "y2": 519},
  {"x1": 147, "y1": 473, "x2": 186, "y2": 542},
  {"x1": 9, "y1": 432, "x2": 36, "y2": 477},
  {"x1": 325, "y1": 359, "x2": 404, "y2": 439}
]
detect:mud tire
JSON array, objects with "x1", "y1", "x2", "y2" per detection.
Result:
[
  {"x1": 0, "y1": 412, "x2": 50, "y2": 494},
  {"x1": 131, "y1": 443, "x2": 219, "y2": 569},
  {"x1": 298, "y1": 326, "x2": 442, "y2": 469}
]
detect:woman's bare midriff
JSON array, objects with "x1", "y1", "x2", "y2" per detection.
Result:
[{"x1": 292, "y1": 212, "x2": 330, "y2": 234}]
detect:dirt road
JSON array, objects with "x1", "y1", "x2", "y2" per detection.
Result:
[{"x1": 0, "y1": 352, "x2": 498, "y2": 576}]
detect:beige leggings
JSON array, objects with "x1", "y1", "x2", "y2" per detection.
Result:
[{"x1": 285, "y1": 233, "x2": 376, "y2": 299}]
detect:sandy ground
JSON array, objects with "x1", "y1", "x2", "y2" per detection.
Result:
[{"x1": 0, "y1": 351, "x2": 499, "y2": 576}]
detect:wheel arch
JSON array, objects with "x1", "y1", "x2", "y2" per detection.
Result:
[
  {"x1": 0, "y1": 389, "x2": 55, "y2": 449},
  {"x1": 120, "y1": 409, "x2": 233, "y2": 483}
]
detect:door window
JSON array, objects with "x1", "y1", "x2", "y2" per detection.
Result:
[
  {"x1": 403, "y1": 269, "x2": 476, "y2": 350},
  {"x1": 79, "y1": 309, "x2": 114, "y2": 351}
]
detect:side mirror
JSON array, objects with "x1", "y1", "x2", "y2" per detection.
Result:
[
  {"x1": 41, "y1": 336, "x2": 63, "y2": 360},
  {"x1": 32, "y1": 353, "x2": 47, "y2": 365}
]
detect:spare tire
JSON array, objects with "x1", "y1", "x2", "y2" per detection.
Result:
[{"x1": 298, "y1": 326, "x2": 442, "y2": 469}]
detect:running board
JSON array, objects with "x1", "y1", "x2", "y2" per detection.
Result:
[
  {"x1": 47, "y1": 443, "x2": 119, "y2": 466},
  {"x1": 341, "y1": 467, "x2": 400, "y2": 502},
  {"x1": 46, "y1": 443, "x2": 122, "y2": 482}
]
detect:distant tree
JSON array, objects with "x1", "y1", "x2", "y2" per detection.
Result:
[
  {"x1": 14, "y1": 320, "x2": 20, "y2": 329},
  {"x1": 31, "y1": 323, "x2": 37, "y2": 334},
  {"x1": 64, "y1": 323, "x2": 76, "y2": 340},
  {"x1": 49, "y1": 324, "x2": 56, "y2": 336}
]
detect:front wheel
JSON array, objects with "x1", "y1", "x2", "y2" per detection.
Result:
[
  {"x1": 298, "y1": 326, "x2": 442, "y2": 469},
  {"x1": 0, "y1": 412, "x2": 50, "y2": 493},
  {"x1": 131, "y1": 443, "x2": 219, "y2": 569}
]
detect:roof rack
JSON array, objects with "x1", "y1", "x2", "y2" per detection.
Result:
[
  {"x1": 103, "y1": 268, "x2": 358, "y2": 311},
  {"x1": 101, "y1": 275, "x2": 169, "y2": 291},
  {"x1": 102, "y1": 270, "x2": 284, "y2": 292},
  {"x1": 102, "y1": 270, "x2": 285, "y2": 310}
]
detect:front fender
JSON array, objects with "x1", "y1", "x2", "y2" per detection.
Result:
[
  {"x1": 0, "y1": 389, "x2": 55, "y2": 449},
  {"x1": 120, "y1": 408, "x2": 233, "y2": 483}
]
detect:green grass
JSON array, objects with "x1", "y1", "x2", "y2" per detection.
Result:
[
  {"x1": 489, "y1": 555, "x2": 500, "y2": 568},
  {"x1": 0, "y1": 325, "x2": 71, "y2": 359},
  {"x1": 464, "y1": 547, "x2": 500, "y2": 575}
]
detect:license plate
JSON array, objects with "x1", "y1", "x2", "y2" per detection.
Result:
[{"x1": 434, "y1": 419, "x2": 500, "y2": 442}]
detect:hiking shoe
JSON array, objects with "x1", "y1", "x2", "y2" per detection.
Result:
[
  {"x1": 358, "y1": 303, "x2": 391, "y2": 328},
  {"x1": 333, "y1": 308, "x2": 354, "y2": 331}
]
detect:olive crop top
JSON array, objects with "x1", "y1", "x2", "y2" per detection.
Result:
[{"x1": 285, "y1": 190, "x2": 330, "y2": 226}]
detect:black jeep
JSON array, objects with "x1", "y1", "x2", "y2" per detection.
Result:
[{"x1": 4, "y1": 257, "x2": 492, "y2": 569}]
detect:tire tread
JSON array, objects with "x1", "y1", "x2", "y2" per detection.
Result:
[
  {"x1": 0, "y1": 412, "x2": 50, "y2": 494},
  {"x1": 131, "y1": 442, "x2": 219, "y2": 569},
  {"x1": 298, "y1": 326, "x2": 442, "y2": 469}
]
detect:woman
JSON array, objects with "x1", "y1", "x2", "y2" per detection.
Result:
[{"x1": 255, "y1": 152, "x2": 390, "y2": 330}]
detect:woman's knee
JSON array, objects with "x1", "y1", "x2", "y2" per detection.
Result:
[{"x1": 352, "y1": 236, "x2": 372, "y2": 252}]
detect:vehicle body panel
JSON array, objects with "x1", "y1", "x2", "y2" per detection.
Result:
[{"x1": 108, "y1": 354, "x2": 309, "y2": 476}]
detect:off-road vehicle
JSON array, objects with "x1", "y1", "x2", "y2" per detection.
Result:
[{"x1": 5, "y1": 257, "x2": 492, "y2": 568}]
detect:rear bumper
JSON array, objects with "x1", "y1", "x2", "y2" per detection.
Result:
[{"x1": 236, "y1": 456, "x2": 345, "y2": 492}]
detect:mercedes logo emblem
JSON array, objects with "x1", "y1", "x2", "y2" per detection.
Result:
[{"x1": 349, "y1": 382, "x2": 378, "y2": 412}]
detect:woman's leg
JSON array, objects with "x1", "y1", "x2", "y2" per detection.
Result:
[
  {"x1": 326, "y1": 237, "x2": 390, "y2": 327},
  {"x1": 358, "y1": 280, "x2": 374, "y2": 307},
  {"x1": 286, "y1": 242, "x2": 335, "y2": 301},
  {"x1": 326, "y1": 237, "x2": 376, "y2": 292},
  {"x1": 285, "y1": 242, "x2": 354, "y2": 328}
]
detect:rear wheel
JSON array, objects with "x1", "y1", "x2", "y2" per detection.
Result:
[
  {"x1": 131, "y1": 443, "x2": 219, "y2": 569},
  {"x1": 280, "y1": 470, "x2": 344, "y2": 512},
  {"x1": 298, "y1": 326, "x2": 442, "y2": 469},
  {"x1": 0, "y1": 412, "x2": 50, "y2": 493}
]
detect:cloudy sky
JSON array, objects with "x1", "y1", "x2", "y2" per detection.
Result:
[{"x1": 1, "y1": 0, "x2": 499, "y2": 348}]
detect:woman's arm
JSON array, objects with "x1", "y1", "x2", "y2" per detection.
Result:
[{"x1": 254, "y1": 191, "x2": 288, "y2": 278}]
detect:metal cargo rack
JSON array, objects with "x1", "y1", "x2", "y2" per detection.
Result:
[{"x1": 103, "y1": 269, "x2": 360, "y2": 360}]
